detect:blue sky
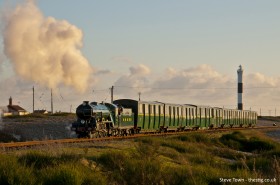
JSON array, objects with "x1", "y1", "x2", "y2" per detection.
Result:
[
  {"x1": 0, "y1": 0, "x2": 280, "y2": 115},
  {"x1": 37, "y1": 0, "x2": 280, "y2": 75}
]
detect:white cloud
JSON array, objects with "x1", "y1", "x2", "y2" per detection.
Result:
[
  {"x1": 2, "y1": 0, "x2": 93, "y2": 93},
  {"x1": 113, "y1": 64, "x2": 280, "y2": 115},
  {"x1": 129, "y1": 64, "x2": 151, "y2": 76},
  {"x1": 1, "y1": 61, "x2": 280, "y2": 115}
]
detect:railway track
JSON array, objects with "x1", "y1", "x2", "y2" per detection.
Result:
[{"x1": 0, "y1": 126, "x2": 279, "y2": 149}]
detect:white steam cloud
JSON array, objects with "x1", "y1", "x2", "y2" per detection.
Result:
[{"x1": 2, "y1": 0, "x2": 92, "y2": 92}]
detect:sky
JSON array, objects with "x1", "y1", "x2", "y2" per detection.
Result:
[{"x1": 0, "y1": 0, "x2": 280, "y2": 116}]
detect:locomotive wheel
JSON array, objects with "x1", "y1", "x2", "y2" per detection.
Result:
[{"x1": 89, "y1": 132, "x2": 100, "y2": 138}]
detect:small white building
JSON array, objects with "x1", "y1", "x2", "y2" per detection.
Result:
[
  {"x1": 2, "y1": 97, "x2": 29, "y2": 116},
  {"x1": 34, "y1": 109, "x2": 48, "y2": 114}
]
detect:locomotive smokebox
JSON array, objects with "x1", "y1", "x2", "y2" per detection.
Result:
[{"x1": 76, "y1": 101, "x2": 92, "y2": 119}]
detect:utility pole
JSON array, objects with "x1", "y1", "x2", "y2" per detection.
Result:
[
  {"x1": 110, "y1": 86, "x2": 114, "y2": 103},
  {"x1": 51, "y1": 88, "x2": 53, "y2": 114},
  {"x1": 138, "y1": 92, "x2": 141, "y2": 101},
  {"x1": 32, "y1": 86, "x2": 34, "y2": 113}
]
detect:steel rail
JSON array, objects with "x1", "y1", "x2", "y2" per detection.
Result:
[{"x1": 0, "y1": 126, "x2": 279, "y2": 149}]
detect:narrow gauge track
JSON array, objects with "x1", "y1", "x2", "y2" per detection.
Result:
[{"x1": 0, "y1": 126, "x2": 279, "y2": 149}]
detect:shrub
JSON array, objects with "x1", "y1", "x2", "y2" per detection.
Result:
[
  {"x1": 246, "y1": 137, "x2": 275, "y2": 152},
  {"x1": 38, "y1": 159, "x2": 106, "y2": 185},
  {"x1": 0, "y1": 154, "x2": 35, "y2": 185},
  {"x1": 175, "y1": 133, "x2": 210, "y2": 143},
  {"x1": 18, "y1": 151, "x2": 79, "y2": 169},
  {"x1": 162, "y1": 141, "x2": 189, "y2": 153},
  {"x1": 123, "y1": 158, "x2": 162, "y2": 185},
  {"x1": 220, "y1": 131, "x2": 275, "y2": 152},
  {"x1": 40, "y1": 164, "x2": 83, "y2": 185},
  {"x1": 161, "y1": 166, "x2": 193, "y2": 185}
]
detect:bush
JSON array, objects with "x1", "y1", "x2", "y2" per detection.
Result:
[
  {"x1": 18, "y1": 151, "x2": 79, "y2": 169},
  {"x1": 175, "y1": 133, "x2": 210, "y2": 143},
  {"x1": 39, "y1": 163, "x2": 107, "y2": 185},
  {"x1": 162, "y1": 141, "x2": 189, "y2": 153},
  {"x1": 40, "y1": 165, "x2": 83, "y2": 185},
  {"x1": 162, "y1": 166, "x2": 193, "y2": 185},
  {"x1": 0, "y1": 154, "x2": 35, "y2": 185},
  {"x1": 247, "y1": 137, "x2": 275, "y2": 152},
  {"x1": 123, "y1": 158, "x2": 162, "y2": 185},
  {"x1": 220, "y1": 131, "x2": 275, "y2": 152}
]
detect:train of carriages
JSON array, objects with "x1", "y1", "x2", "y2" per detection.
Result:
[{"x1": 71, "y1": 99, "x2": 258, "y2": 138}]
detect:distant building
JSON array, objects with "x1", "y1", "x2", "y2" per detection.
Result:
[
  {"x1": 34, "y1": 109, "x2": 48, "y2": 114},
  {"x1": 2, "y1": 97, "x2": 29, "y2": 116}
]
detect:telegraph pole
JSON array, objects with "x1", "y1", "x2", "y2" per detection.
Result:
[
  {"x1": 110, "y1": 86, "x2": 114, "y2": 103},
  {"x1": 32, "y1": 86, "x2": 34, "y2": 113},
  {"x1": 51, "y1": 88, "x2": 53, "y2": 114},
  {"x1": 138, "y1": 92, "x2": 141, "y2": 101}
]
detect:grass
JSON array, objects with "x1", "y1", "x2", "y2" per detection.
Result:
[{"x1": 0, "y1": 130, "x2": 280, "y2": 184}]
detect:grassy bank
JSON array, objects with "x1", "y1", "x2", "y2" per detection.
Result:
[{"x1": 0, "y1": 130, "x2": 280, "y2": 185}]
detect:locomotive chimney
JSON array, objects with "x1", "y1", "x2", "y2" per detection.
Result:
[
  {"x1": 83, "y1": 101, "x2": 89, "y2": 106},
  {"x1": 237, "y1": 65, "x2": 243, "y2": 110}
]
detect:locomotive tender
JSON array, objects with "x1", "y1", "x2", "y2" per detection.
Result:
[{"x1": 71, "y1": 99, "x2": 258, "y2": 138}]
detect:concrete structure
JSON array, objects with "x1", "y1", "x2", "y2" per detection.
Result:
[{"x1": 237, "y1": 65, "x2": 243, "y2": 110}]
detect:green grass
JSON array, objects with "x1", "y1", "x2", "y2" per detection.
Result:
[{"x1": 0, "y1": 130, "x2": 280, "y2": 184}]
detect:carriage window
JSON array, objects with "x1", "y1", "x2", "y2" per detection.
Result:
[
  {"x1": 145, "y1": 104, "x2": 149, "y2": 114},
  {"x1": 165, "y1": 106, "x2": 169, "y2": 116},
  {"x1": 154, "y1": 105, "x2": 158, "y2": 114},
  {"x1": 139, "y1": 104, "x2": 142, "y2": 114},
  {"x1": 160, "y1": 106, "x2": 163, "y2": 115},
  {"x1": 149, "y1": 105, "x2": 153, "y2": 114}
]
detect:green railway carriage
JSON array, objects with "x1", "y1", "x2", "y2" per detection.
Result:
[
  {"x1": 211, "y1": 107, "x2": 223, "y2": 128},
  {"x1": 195, "y1": 105, "x2": 210, "y2": 128},
  {"x1": 164, "y1": 103, "x2": 182, "y2": 130},
  {"x1": 113, "y1": 99, "x2": 165, "y2": 132},
  {"x1": 183, "y1": 105, "x2": 197, "y2": 128},
  {"x1": 113, "y1": 99, "x2": 258, "y2": 133}
]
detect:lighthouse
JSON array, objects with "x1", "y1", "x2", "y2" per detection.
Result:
[{"x1": 237, "y1": 65, "x2": 243, "y2": 110}]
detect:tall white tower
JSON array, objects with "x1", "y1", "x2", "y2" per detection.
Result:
[{"x1": 237, "y1": 65, "x2": 243, "y2": 110}]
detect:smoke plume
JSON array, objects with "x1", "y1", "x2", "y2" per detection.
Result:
[{"x1": 2, "y1": 0, "x2": 92, "y2": 92}]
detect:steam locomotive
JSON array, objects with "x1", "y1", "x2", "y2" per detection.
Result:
[{"x1": 71, "y1": 99, "x2": 258, "y2": 138}]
